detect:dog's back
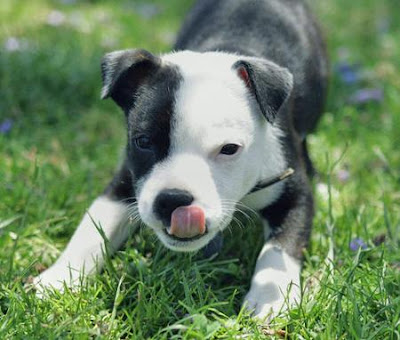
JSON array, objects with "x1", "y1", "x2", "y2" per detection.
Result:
[{"x1": 175, "y1": 0, "x2": 329, "y2": 137}]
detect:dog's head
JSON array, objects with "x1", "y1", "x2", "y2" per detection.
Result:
[{"x1": 101, "y1": 49, "x2": 292, "y2": 251}]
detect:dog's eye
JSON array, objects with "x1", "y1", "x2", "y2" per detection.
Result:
[
  {"x1": 134, "y1": 136, "x2": 152, "y2": 150},
  {"x1": 219, "y1": 144, "x2": 241, "y2": 155}
]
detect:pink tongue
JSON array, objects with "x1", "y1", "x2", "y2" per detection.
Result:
[{"x1": 168, "y1": 206, "x2": 206, "y2": 239}]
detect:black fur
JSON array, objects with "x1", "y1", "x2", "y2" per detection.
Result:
[
  {"x1": 101, "y1": 49, "x2": 162, "y2": 113},
  {"x1": 233, "y1": 59, "x2": 293, "y2": 123},
  {"x1": 104, "y1": 159, "x2": 134, "y2": 202},
  {"x1": 126, "y1": 64, "x2": 182, "y2": 181},
  {"x1": 101, "y1": 50, "x2": 183, "y2": 182},
  {"x1": 104, "y1": 0, "x2": 328, "y2": 259}
]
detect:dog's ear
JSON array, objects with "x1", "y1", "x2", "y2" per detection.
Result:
[
  {"x1": 101, "y1": 49, "x2": 161, "y2": 112},
  {"x1": 233, "y1": 58, "x2": 293, "y2": 123}
]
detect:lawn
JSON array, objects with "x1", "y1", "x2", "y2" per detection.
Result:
[{"x1": 1, "y1": 0, "x2": 399, "y2": 338}]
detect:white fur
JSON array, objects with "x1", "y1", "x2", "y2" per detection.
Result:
[
  {"x1": 244, "y1": 232, "x2": 301, "y2": 320},
  {"x1": 137, "y1": 51, "x2": 286, "y2": 252},
  {"x1": 137, "y1": 154, "x2": 224, "y2": 251},
  {"x1": 34, "y1": 52, "x2": 291, "y2": 310},
  {"x1": 240, "y1": 123, "x2": 287, "y2": 211},
  {"x1": 34, "y1": 196, "x2": 132, "y2": 294}
]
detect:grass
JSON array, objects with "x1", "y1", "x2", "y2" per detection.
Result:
[{"x1": 1, "y1": 0, "x2": 399, "y2": 338}]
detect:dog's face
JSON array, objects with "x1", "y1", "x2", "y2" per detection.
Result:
[{"x1": 101, "y1": 50, "x2": 292, "y2": 251}]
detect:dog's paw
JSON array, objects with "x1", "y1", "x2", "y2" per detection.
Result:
[
  {"x1": 243, "y1": 284, "x2": 282, "y2": 322},
  {"x1": 243, "y1": 281, "x2": 299, "y2": 322},
  {"x1": 243, "y1": 243, "x2": 302, "y2": 322},
  {"x1": 31, "y1": 264, "x2": 83, "y2": 298}
]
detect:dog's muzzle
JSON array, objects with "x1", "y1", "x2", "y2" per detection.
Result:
[{"x1": 153, "y1": 189, "x2": 207, "y2": 240}]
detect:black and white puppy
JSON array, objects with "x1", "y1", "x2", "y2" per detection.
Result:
[{"x1": 34, "y1": 0, "x2": 328, "y2": 320}]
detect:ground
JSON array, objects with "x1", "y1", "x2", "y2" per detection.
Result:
[{"x1": 0, "y1": 0, "x2": 399, "y2": 338}]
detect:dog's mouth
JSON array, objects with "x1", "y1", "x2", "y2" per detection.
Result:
[
  {"x1": 163, "y1": 224, "x2": 209, "y2": 242},
  {"x1": 162, "y1": 205, "x2": 209, "y2": 243}
]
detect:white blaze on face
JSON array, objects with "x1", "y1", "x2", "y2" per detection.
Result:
[{"x1": 137, "y1": 51, "x2": 286, "y2": 251}]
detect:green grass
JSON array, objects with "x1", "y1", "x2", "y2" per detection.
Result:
[{"x1": 1, "y1": 0, "x2": 399, "y2": 338}]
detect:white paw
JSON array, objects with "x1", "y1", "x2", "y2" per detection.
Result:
[
  {"x1": 243, "y1": 281, "x2": 299, "y2": 322},
  {"x1": 243, "y1": 243, "x2": 302, "y2": 322},
  {"x1": 31, "y1": 263, "x2": 84, "y2": 298}
]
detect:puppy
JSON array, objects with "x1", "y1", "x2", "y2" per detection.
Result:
[{"x1": 34, "y1": 0, "x2": 328, "y2": 320}]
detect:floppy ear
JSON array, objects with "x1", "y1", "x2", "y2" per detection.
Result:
[
  {"x1": 233, "y1": 58, "x2": 293, "y2": 123},
  {"x1": 101, "y1": 49, "x2": 161, "y2": 112}
]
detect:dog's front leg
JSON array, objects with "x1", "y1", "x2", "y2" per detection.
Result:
[
  {"x1": 243, "y1": 227, "x2": 301, "y2": 320},
  {"x1": 33, "y1": 163, "x2": 136, "y2": 295},
  {"x1": 244, "y1": 182, "x2": 313, "y2": 321},
  {"x1": 33, "y1": 196, "x2": 132, "y2": 294}
]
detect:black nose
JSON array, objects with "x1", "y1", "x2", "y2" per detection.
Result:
[{"x1": 153, "y1": 189, "x2": 194, "y2": 226}]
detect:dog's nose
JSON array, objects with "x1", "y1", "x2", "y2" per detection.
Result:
[{"x1": 153, "y1": 189, "x2": 194, "y2": 226}]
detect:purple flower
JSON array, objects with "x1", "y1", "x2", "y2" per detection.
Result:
[
  {"x1": 47, "y1": 10, "x2": 66, "y2": 27},
  {"x1": 135, "y1": 3, "x2": 162, "y2": 20},
  {"x1": 4, "y1": 37, "x2": 30, "y2": 52},
  {"x1": 59, "y1": 0, "x2": 76, "y2": 4},
  {"x1": 69, "y1": 12, "x2": 91, "y2": 33},
  {"x1": 376, "y1": 17, "x2": 390, "y2": 35},
  {"x1": 4, "y1": 37, "x2": 21, "y2": 52},
  {"x1": 0, "y1": 119, "x2": 13, "y2": 134},
  {"x1": 336, "y1": 169, "x2": 350, "y2": 183},
  {"x1": 349, "y1": 88, "x2": 383, "y2": 105},
  {"x1": 350, "y1": 238, "x2": 368, "y2": 252},
  {"x1": 335, "y1": 62, "x2": 361, "y2": 84}
]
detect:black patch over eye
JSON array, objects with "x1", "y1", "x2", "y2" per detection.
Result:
[
  {"x1": 134, "y1": 136, "x2": 153, "y2": 150},
  {"x1": 220, "y1": 144, "x2": 240, "y2": 155}
]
